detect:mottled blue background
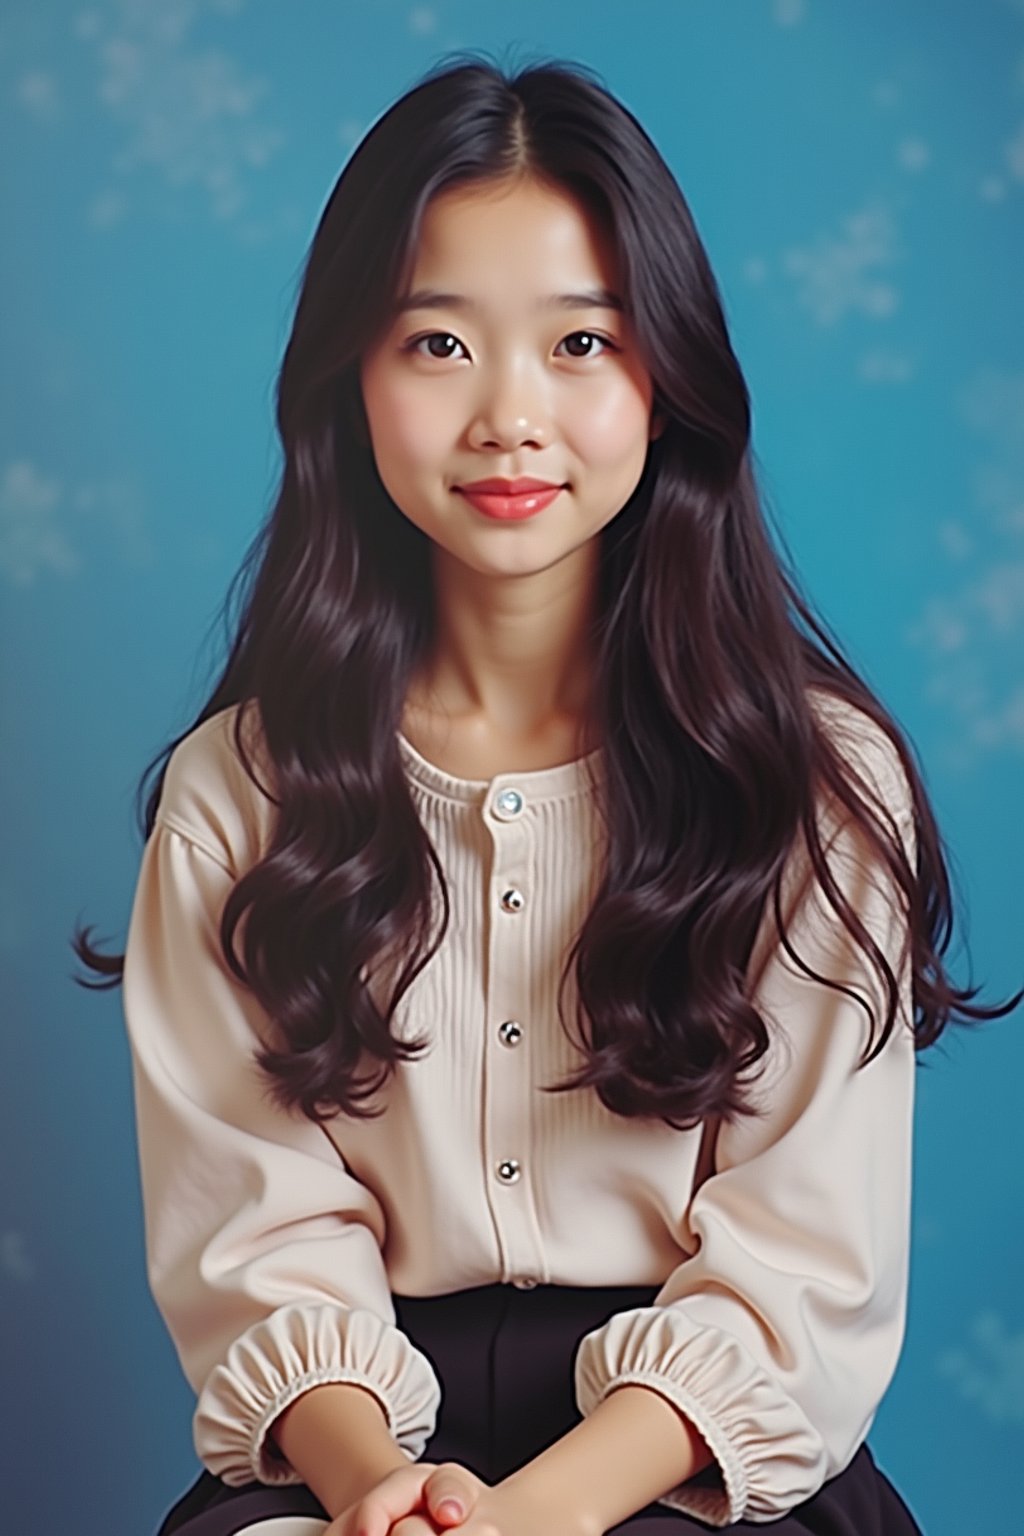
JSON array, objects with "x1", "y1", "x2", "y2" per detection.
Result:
[{"x1": 2, "y1": 2, "x2": 1022, "y2": 1533}]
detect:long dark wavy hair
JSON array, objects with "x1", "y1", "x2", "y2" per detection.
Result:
[{"x1": 72, "y1": 51, "x2": 1022, "y2": 1130}]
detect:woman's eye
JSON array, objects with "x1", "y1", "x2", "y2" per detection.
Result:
[
  {"x1": 557, "y1": 330, "x2": 618, "y2": 359},
  {"x1": 405, "y1": 332, "x2": 467, "y2": 360}
]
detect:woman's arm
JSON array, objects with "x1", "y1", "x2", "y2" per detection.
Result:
[
  {"x1": 497, "y1": 1383, "x2": 715, "y2": 1535},
  {"x1": 269, "y1": 1382, "x2": 411, "y2": 1518}
]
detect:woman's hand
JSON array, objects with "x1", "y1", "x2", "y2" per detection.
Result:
[
  {"x1": 387, "y1": 1477, "x2": 598, "y2": 1536},
  {"x1": 324, "y1": 1459, "x2": 488, "y2": 1536}
]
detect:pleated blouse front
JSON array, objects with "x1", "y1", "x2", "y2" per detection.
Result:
[{"x1": 121, "y1": 696, "x2": 918, "y2": 1528}]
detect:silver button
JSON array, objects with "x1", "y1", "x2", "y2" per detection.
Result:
[
  {"x1": 500, "y1": 887, "x2": 525, "y2": 913},
  {"x1": 512, "y1": 1276, "x2": 539, "y2": 1290},
  {"x1": 498, "y1": 1019, "x2": 523, "y2": 1047},
  {"x1": 494, "y1": 788, "x2": 524, "y2": 819},
  {"x1": 496, "y1": 1158, "x2": 521, "y2": 1183}
]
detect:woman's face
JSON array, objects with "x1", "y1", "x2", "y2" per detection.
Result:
[{"x1": 359, "y1": 174, "x2": 663, "y2": 581}]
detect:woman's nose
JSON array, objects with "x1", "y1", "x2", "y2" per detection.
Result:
[
  {"x1": 469, "y1": 414, "x2": 549, "y2": 450},
  {"x1": 467, "y1": 363, "x2": 552, "y2": 449}
]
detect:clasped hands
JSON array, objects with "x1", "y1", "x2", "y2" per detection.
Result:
[{"x1": 324, "y1": 1458, "x2": 597, "y2": 1536}]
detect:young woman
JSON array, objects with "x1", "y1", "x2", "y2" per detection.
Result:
[{"x1": 75, "y1": 53, "x2": 1021, "y2": 1536}]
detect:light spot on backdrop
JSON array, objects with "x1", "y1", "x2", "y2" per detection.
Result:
[
  {"x1": 16, "y1": 68, "x2": 62, "y2": 124},
  {"x1": 980, "y1": 175, "x2": 1008, "y2": 203},
  {"x1": 781, "y1": 202, "x2": 903, "y2": 328},
  {"x1": 937, "y1": 1309, "x2": 1024, "y2": 1425},
  {"x1": 937, "y1": 521, "x2": 974, "y2": 562},
  {"x1": 0, "y1": 460, "x2": 154, "y2": 587},
  {"x1": 69, "y1": 0, "x2": 287, "y2": 241},
  {"x1": 771, "y1": 0, "x2": 806, "y2": 28},
  {"x1": 337, "y1": 116, "x2": 366, "y2": 150},
  {"x1": 1005, "y1": 121, "x2": 1024, "y2": 184},
  {"x1": 0, "y1": 879, "x2": 29, "y2": 952},
  {"x1": 897, "y1": 138, "x2": 931, "y2": 174},
  {"x1": 905, "y1": 368, "x2": 1024, "y2": 764},
  {"x1": 0, "y1": 1232, "x2": 35, "y2": 1284},
  {"x1": 858, "y1": 348, "x2": 916, "y2": 385}
]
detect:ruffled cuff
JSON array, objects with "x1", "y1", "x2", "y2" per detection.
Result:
[
  {"x1": 192, "y1": 1301, "x2": 443, "y2": 1487},
  {"x1": 574, "y1": 1305, "x2": 829, "y2": 1526}
]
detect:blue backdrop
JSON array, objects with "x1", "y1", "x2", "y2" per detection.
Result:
[{"x1": 2, "y1": 3, "x2": 1021, "y2": 1533}]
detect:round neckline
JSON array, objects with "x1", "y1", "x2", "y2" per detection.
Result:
[{"x1": 396, "y1": 727, "x2": 604, "y2": 804}]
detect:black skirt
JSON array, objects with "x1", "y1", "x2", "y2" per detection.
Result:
[{"x1": 153, "y1": 1281, "x2": 925, "y2": 1535}]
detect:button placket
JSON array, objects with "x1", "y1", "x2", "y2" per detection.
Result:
[{"x1": 481, "y1": 782, "x2": 545, "y2": 1285}]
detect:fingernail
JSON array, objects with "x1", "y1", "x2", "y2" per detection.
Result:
[{"x1": 437, "y1": 1499, "x2": 465, "y2": 1520}]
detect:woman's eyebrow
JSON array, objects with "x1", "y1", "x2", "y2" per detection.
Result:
[{"x1": 394, "y1": 287, "x2": 624, "y2": 315}]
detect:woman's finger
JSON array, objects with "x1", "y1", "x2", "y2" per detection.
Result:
[
  {"x1": 340, "y1": 1463, "x2": 435, "y2": 1536},
  {"x1": 388, "y1": 1517, "x2": 439, "y2": 1536},
  {"x1": 423, "y1": 1462, "x2": 487, "y2": 1527}
]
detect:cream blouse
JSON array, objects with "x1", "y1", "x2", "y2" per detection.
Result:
[{"x1": 121, "y1": 691, "x2": 917, "y2": 1527}]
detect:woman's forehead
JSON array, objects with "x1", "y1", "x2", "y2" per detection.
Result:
[{"x1": 400, "y1": 182, "x2": 622, "y2": 310}]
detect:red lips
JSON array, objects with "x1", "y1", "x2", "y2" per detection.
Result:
[{"x1": 455, "y1": 479, "x2": 566, "y2": 521}]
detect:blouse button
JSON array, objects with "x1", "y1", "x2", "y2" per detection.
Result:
[
  {"x1": 498, "y1": 1019, "x2": 523, "y2": 1047},
  {"x1": 500, "y1": 887, "x2": 525, "y2": 913},
  {"x1": 494, "y1": 787, "x2": 524, "y2": 819},
  {"x1": 496, "y1": 1158, "x2": 521, "y2": 1184}
]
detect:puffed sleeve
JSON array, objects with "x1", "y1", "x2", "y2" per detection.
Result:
[
  {"x1": 122, "y1": 798, "x2": 442, "y2": 1487},
  {"x1": 573, "y1": 716, "x2": 917, "y2": 1526}
]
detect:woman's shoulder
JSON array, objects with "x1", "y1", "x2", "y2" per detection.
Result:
[
  {"x1": 806, "y1": 684, "x2": 915, "y2": 826},
  {"x1": 157, "y1": 699, "x2": 276, "y2": 875}
]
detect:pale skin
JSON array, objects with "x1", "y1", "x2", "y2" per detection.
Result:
[{"x1": 294, "y1": 170, "x2": 717, "y2": 1533}]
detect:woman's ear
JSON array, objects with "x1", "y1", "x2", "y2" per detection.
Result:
[{"x1": 650, "y1": 407, "x2": 667, "y2": 441}]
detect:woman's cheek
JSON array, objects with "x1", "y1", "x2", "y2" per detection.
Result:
[
  {"x1": 569, "y1": 384, "x2": 651, "y2": 466},
  {"x1": 390, "y1": 380, "x2": 457, "y2": 465},
  {"x1": 362, "y1": 367, "x2": 437, "y2": 465}
]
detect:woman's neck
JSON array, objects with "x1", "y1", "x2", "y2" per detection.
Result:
[
  {"x1": 415, "y1": 541, "x2": 601, "y2": 749},
  {"x1": 400, "y1": 677, "x2": 600, "y2": 780}
]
